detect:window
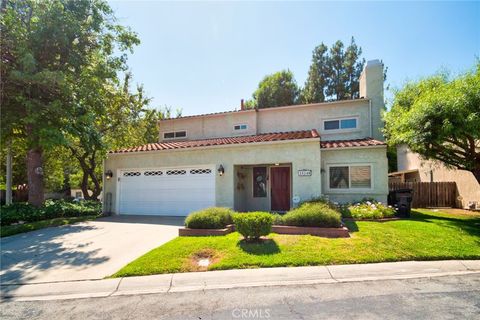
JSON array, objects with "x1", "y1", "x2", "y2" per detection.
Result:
[
  {"x1": 234, "y1": 124, "x2": 248, "y2": 131},
  {"x1": 350, "y1": 166, "x2": 371, "y2": 188},
  {"x1": 324, "y1": 118, "x2": 357, "y2": 131},
  {"x1": 144, "y1": 170, "x2": 163, "y2": 176},
  {"x1": 253, "y1": 167, "x2": 267, "y2": 197},
  {"x1": 163, "y1": 130, "x2": 187, "y2": 139},
  {"x1": 190, "y1": 169, "x2": 212, "y2": 175},
  {"x1": 329, "y1": 165, "x2": 371, "y2": 189},
  {"x1": 166, "y1": 169, "x2": 186, "y2": 175},
  {"x1": 329, "y1": 166, "x2": 349, "y2": 189}
]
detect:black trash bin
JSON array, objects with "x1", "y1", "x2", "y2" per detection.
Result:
[{"x1": 392, "y1": 188, "x2": 413, "y2": 217}]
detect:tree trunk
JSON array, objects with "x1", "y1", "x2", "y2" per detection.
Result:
[
  {"x1": 62, "y1": 169, "x2": 71, "y2": 198},
  {"x1": 27, "y1": 148, "x2": 44, "y2": 206},
  {"x1": 473, "y1": 167, "x2": 480, "y2": 185},
  {"x1": 88, "y1": 169, "x2": 102, "y2": 200},
  {"x1": 5, "y1": 143, "x2": 13, "y2": 205},
  {"x1": 80, "y1": 170, "x2": 90, "y2": 200}
]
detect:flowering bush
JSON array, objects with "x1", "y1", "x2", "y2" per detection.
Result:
[{"x1": 340, "y1": 201, "x2": 396, "y2": 220}]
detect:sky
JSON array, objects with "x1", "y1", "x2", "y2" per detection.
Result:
[{"x1": 109, "y1": 1, "x2": 480, "y2": 116}]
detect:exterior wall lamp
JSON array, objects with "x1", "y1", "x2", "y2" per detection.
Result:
[
  {"x1": 218, "y1": 165, "x2": 225, "y2": 176},
  {"x1": 105, "y1": 170, "x2": 113, "y2": 180}
]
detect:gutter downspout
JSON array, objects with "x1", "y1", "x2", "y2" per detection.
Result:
[{"x1": 369, "y1": 99, "x2": 373, "y2": 138}]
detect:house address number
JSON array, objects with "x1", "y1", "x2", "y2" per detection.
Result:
[{"x1": 298, "y1": 169, "x2": 312, "y2": 176}]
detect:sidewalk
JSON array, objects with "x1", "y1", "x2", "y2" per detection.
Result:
[{"x1": 1, "y1": 260, "x2": 479, "y2": 301}]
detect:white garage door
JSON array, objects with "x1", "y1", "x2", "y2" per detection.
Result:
[{"x1": 117, "y1": 166, "x2": 215, "y2": 216}]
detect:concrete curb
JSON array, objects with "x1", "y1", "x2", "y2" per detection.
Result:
[{"x1": 1, "y1": 260, "x2": 479, "y2": 302}]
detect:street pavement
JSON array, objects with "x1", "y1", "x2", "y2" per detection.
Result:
[{"x1": 1, "y1": 273, "x2": 479, "y2": 320}]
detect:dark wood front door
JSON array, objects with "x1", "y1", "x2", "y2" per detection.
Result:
[{"x1": 270, "y1": 167, "x2": 291, "y2": 211}]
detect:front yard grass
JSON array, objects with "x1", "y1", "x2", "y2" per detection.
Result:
[
  {"x1": 112, "y1": 209, "x2": 480, "y2": 277},
  {"x1": 0, "y1": 215, "x2": 101, "y2": 238}
]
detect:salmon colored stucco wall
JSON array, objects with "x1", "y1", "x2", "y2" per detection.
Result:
[
  {"x1": 321, "y1": 146, "x2": 389, "y2": 204},
  {"x1": 104, "y1": 140, "x2": 322, "y2": 214},
  {"x1": 396, "y1": 144, "x2": 480, "y2": 208}
]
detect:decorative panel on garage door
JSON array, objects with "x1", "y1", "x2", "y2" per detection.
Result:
[{"x1": 118, "y1": 166, "x2": 215, "y2": 216}]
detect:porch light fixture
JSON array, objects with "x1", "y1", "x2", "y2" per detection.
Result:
[
  {"x1": 218, "y1": 165, "x2": 225, "y2": 176},
  {"x1": 105, "y1": 170, "x2": 113, "y2": 180}
]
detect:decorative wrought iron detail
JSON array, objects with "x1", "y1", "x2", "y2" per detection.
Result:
[
  {"x1": 123, "y1": 171, "x2": 141, "y2": 177},
  {"x1": 166, "y1": 169, "x2": 186, "y2": 175},
  {"x1": 144, "y1": 171, "x2": 163, "y2": 176},
  {"x1": 190, "y1": 169, "x2": 212, "y2": 175}
]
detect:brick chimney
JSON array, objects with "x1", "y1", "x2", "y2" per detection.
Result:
[{"x1": 240, "y1": 99, "x2": 245, "y2": 110}]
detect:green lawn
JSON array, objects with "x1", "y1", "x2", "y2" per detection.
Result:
[
  {"x1": 0, "y1": 215, "x2": 101, "y2": 237},
  {"x1": 112, "y1": 209, "x2": 480, "y2": 277}
]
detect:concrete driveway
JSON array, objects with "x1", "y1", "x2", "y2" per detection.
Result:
[{"x1": 0, "y1": 215, "x2": 183, "y2": 285}]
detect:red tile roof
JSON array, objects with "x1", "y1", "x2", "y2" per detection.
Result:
[
  {"x1": 109, "y1": 130, "x2": 320, "y2": 154},
  {"x1": 163, "y1": 99, "x2": 368, "y2": 121},
  {"x1": 320, "y1": 138, "x2": 386, "y2": 149}
]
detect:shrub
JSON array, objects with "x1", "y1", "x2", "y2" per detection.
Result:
[
  {"x1": 282, "y1": 203, "x2": 342, "y2": 228},
  {"x1": 271, "y1": 213, "x2": 284, "y2": 225},
  {"x1": 0, "y1": 203, "x2": 44, "y2": 225},
  {"x1": 184, "y1": 207, "x2": 234, "y2": 229},
  {"x1": 44, "y1": 200, "x2": 101, "y2": 218},
  {"x1": 233, "y1": 212, "x2": 273, "y2": 241},
  {"x1": 341, "y1": 201, "x2": 396, "y2": 220},
  {"x1": 0, "y1": 200, "x2": 102, "y2": 226}
]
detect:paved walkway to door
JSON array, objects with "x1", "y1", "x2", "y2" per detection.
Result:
[{"x1": 1, "y1": 215, "x2": 183, "y2": 285}]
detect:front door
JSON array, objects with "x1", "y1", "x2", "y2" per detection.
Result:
[{"x1": 270, "y1": 167, "x2": 291, "y2": 211}]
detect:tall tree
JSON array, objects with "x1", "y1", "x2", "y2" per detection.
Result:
[
  {"x1": 301, "y1": 37, "x2": 365, "y2": 103},
  {"x1": 66, "y1": 70, "x2": 149, "y2": 200},
  {"x1": 301, "y1": 43, "x2": 328, "y2": 104},
  {"x1": 247, "y1": 70, "x2": 299, "y2": 109},
  {"x1": 1, "y1": 0, "x2": 138, "y2": 205},
  {"x1": 343, "y1": 37, "x2": 365, "y2": 99},
  {"x1": 384, "y1": 63, "x2": 480, "y2": 183}
]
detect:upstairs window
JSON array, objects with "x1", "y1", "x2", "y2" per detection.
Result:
[
  {"x1": 324, "y1": 118, "x2": 357, "y2": 131},
  {"x1": 163, "y1": 130, "x2": 187, "y2": 139},
  {"x1": 234, "y1": 124, "x2": 248, "y2": 131}
]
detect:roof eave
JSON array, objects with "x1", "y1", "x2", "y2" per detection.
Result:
[
  {"x1": 108, "y1": 137, "x2": 321, "y2": 156},
  {"x1": 159, "y1": 98, "x2": 369, "y2": 122}
]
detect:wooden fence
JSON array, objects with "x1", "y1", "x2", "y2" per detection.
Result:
[{"x1": 389, "y1": 182, "x2": 458, "y2": 208}]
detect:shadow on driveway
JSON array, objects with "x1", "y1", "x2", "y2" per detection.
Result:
[
  {"x1": 1, "y1": 223, "x2": 109, "y2": 290},
  {"x1": 98, "y1": 215, "x2": 185, "y2": 226},
  {"x1": 1, "y1": 215, "x2": 183, "y2": 293}
]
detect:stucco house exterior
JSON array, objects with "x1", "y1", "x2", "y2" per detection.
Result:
[
  {"x1": 389, "y1": 144, "x2": 480, "y2": 209},
  {"x1": 103, "y1": 60, "x2": 388, "y2": 216}
]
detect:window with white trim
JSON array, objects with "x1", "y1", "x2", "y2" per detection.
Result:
[
  {"x1": 233, "y1": 124, "x2": 248, "y2": 131},
  {"x1": 329, "y1": 165, "x2": 371, "y2": 189},
  {"x1": 324, "y1": 118, "x2": 357, "y2": 131},
  {"x1": 163, "y1": 130, "x2": 187, "y2": 139}
]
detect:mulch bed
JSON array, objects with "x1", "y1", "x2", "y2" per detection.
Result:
[
  {"x1": 271, "y1": 225, "x2": 350, "y2": 238},
  {"x1": 179, "y1": 224, "x2": 234, "y2": 236}
]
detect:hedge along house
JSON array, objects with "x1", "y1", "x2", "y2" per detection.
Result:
[{"x1": 103, "y1": 60, "x2": 388, "y2": 216}]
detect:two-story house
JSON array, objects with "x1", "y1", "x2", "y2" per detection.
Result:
[{"x1": 103, "y1": 60, "x2": 388, "y2": 216}]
